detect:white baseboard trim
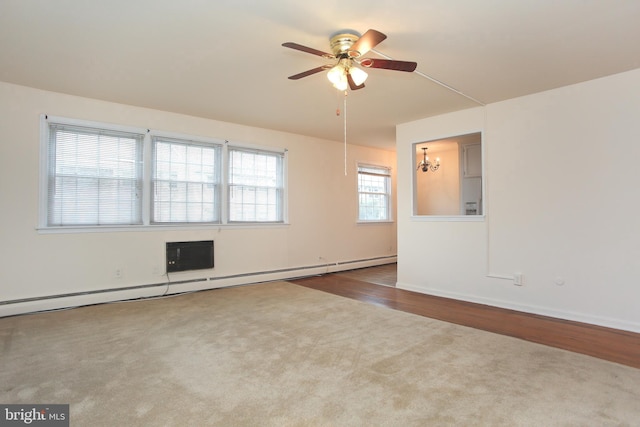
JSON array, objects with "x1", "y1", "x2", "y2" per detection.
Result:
[
  {"x1": 396, "y1": 281, "x2": 640, "y2": 334},
  {"x1": 0, "y1": 256, "x2": 397, "y2": 318}
]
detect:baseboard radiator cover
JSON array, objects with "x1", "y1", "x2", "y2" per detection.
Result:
[{"x1": 0, "y1": 255, "x2": 397, "y2": 318}]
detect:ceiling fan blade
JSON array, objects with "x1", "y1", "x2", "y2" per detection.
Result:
[
  {"x1": 288, "y1": 65, "x2": 331, "y2": 80},
  {"x1": 282, "y1": 42, "x2": 334, "y2": 58},
  {"x1": 348, "y1": 29, "x2": 387, "y2": 58},
  {"x1": 347, "y1": 73, "x2": 365, "y2": 90},
  {"x1": 359, "y1": 58, "x2": 417, "y2": 72}
]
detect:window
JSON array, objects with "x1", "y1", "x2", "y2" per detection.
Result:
[
  {"x1": 152, "y1": 137, "x2": 221, "y2": 223},
  {"x1": 46, "y1": 122, "x2": 144, "y2": 226},
  {"x1": 357, "y1": 164, "x2": 391, "y2": 221},
  {"x1": 228, "y1": 148, "x2": 284, "y2": 222},
  {"x1": 41, "y1": 116, "x2": 287, "y2": 229},
  {"x1": 413, "y1": 132, "x2": 483, "y2": 217}
]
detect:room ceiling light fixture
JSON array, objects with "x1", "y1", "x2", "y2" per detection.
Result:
[
  {"x1": 327, "y1": 59, "x2": 368, "y2": 91},
  {"x1": 417, "y1": 147, "x2": 440, "y2": 172}
]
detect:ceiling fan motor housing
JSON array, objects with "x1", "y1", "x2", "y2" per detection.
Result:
[{"x1": 329, "y1": 31, "x2": 361, "y2": 57}]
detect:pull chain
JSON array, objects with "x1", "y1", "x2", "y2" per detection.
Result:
[{"x1": 343, "y1": 90, "x2": 347, "y2": 176}]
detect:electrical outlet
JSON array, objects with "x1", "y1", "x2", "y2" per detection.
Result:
[
  {"x1": 514, "y1": 273, "x2": 524, "y2": 286},
  {"x1": 115, "y1": 268, "x2": 122, "y2": 279}
]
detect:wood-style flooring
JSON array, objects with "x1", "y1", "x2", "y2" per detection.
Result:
[{"x1": 289, "y1": 264, "x2": 640, "y2": 369}]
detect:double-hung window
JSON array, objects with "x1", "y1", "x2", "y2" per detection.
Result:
[
  {"x1": 228, "y1": 148, "x2": 284, "y2": 223},
  {"x1": 152, "y1": 137, "x2": 222, "y2": 223},
  {"x1": 42, "y1": 116, "x2": 286, "y2": 229},
  {"x1": 46, "y1": 122, "x2": 144, "y2": 226},
  {"x1": 357, "y1": 164, "x2": 391, "y2": 222}
]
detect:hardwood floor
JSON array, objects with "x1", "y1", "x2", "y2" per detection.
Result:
[{"x1": 289, "y1": 264, "x2": 640, "y2": 369}]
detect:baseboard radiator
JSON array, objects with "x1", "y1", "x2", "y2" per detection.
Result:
[{"x1": 0, "y1": 255, "x2": 397, "y2": 317}]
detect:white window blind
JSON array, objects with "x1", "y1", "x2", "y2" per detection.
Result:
[
  {"x1": 228, "y1": 148, "x2": 284, "y2": 222},
  {"x1": 47, "y1": 123, "x2": 144, "y2": 226},
  {"x1": 152, "y1": 137, "x2": 221, "y2": 223},
  {"x1": 358, "y1": 164, "x2": 391, "y2": 221},
  {"x1": 41, "y1": 116, "x2": 288, "y2": 230}
]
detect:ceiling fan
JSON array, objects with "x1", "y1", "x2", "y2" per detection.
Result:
[{"x1": 282, "y1": 29, "x2": 417, "y2": 91}]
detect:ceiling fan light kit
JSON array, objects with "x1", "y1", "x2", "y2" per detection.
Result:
[{"x1": 327, "y1": 61, "x2": 368, "y2": 91}]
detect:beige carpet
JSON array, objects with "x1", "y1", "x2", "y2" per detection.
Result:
[{"x1": 1, "y1": 281, "x2": 639, "y2": 426}]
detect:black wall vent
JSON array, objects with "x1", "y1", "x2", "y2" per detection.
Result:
[{"x1": 166, "y1": 240, "x2": 214, "y2": 273}]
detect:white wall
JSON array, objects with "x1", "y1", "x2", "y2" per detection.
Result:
[
  {"x1": 0, "y1": 82, "x2": 397, "y2": 316},
  {"x1": 397, "y1": 68, "x2": 640, "y2": 332}
]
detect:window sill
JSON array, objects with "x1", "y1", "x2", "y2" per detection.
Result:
[
  {"x1": 36, "y1": 222, "x2": 290, "y2": 234},
  {"x1": 356, "y1": 220, "x2": 395, "y2": 225},
  {"x1": 410, "y1": 215, "x2": 485, "y2": 222}
]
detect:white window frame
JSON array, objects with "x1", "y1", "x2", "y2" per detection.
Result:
[
  {"x1": 227, "y1": 144, "x2": 287, "y2": 224},
  {"x1": 39, "y1": 115, "x2": 147, "y2": 229},
  {"x1": 151, "y1": 135, "x2": 223, "y2": 224},
  {"x1": 38, "y1": 115, "x2": 288, "y2": 232},
  {"x1": 357, "y1": 163, "x2": 392, "y2": 223}
]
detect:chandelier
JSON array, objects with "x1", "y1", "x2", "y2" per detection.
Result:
[{"x1": 417, "y1": 147, "x2": 440, "y2": 172}]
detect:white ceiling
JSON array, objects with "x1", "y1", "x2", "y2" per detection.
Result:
[{"x1": 2, "y1": 1, "x2": 639, "y2": 151}]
